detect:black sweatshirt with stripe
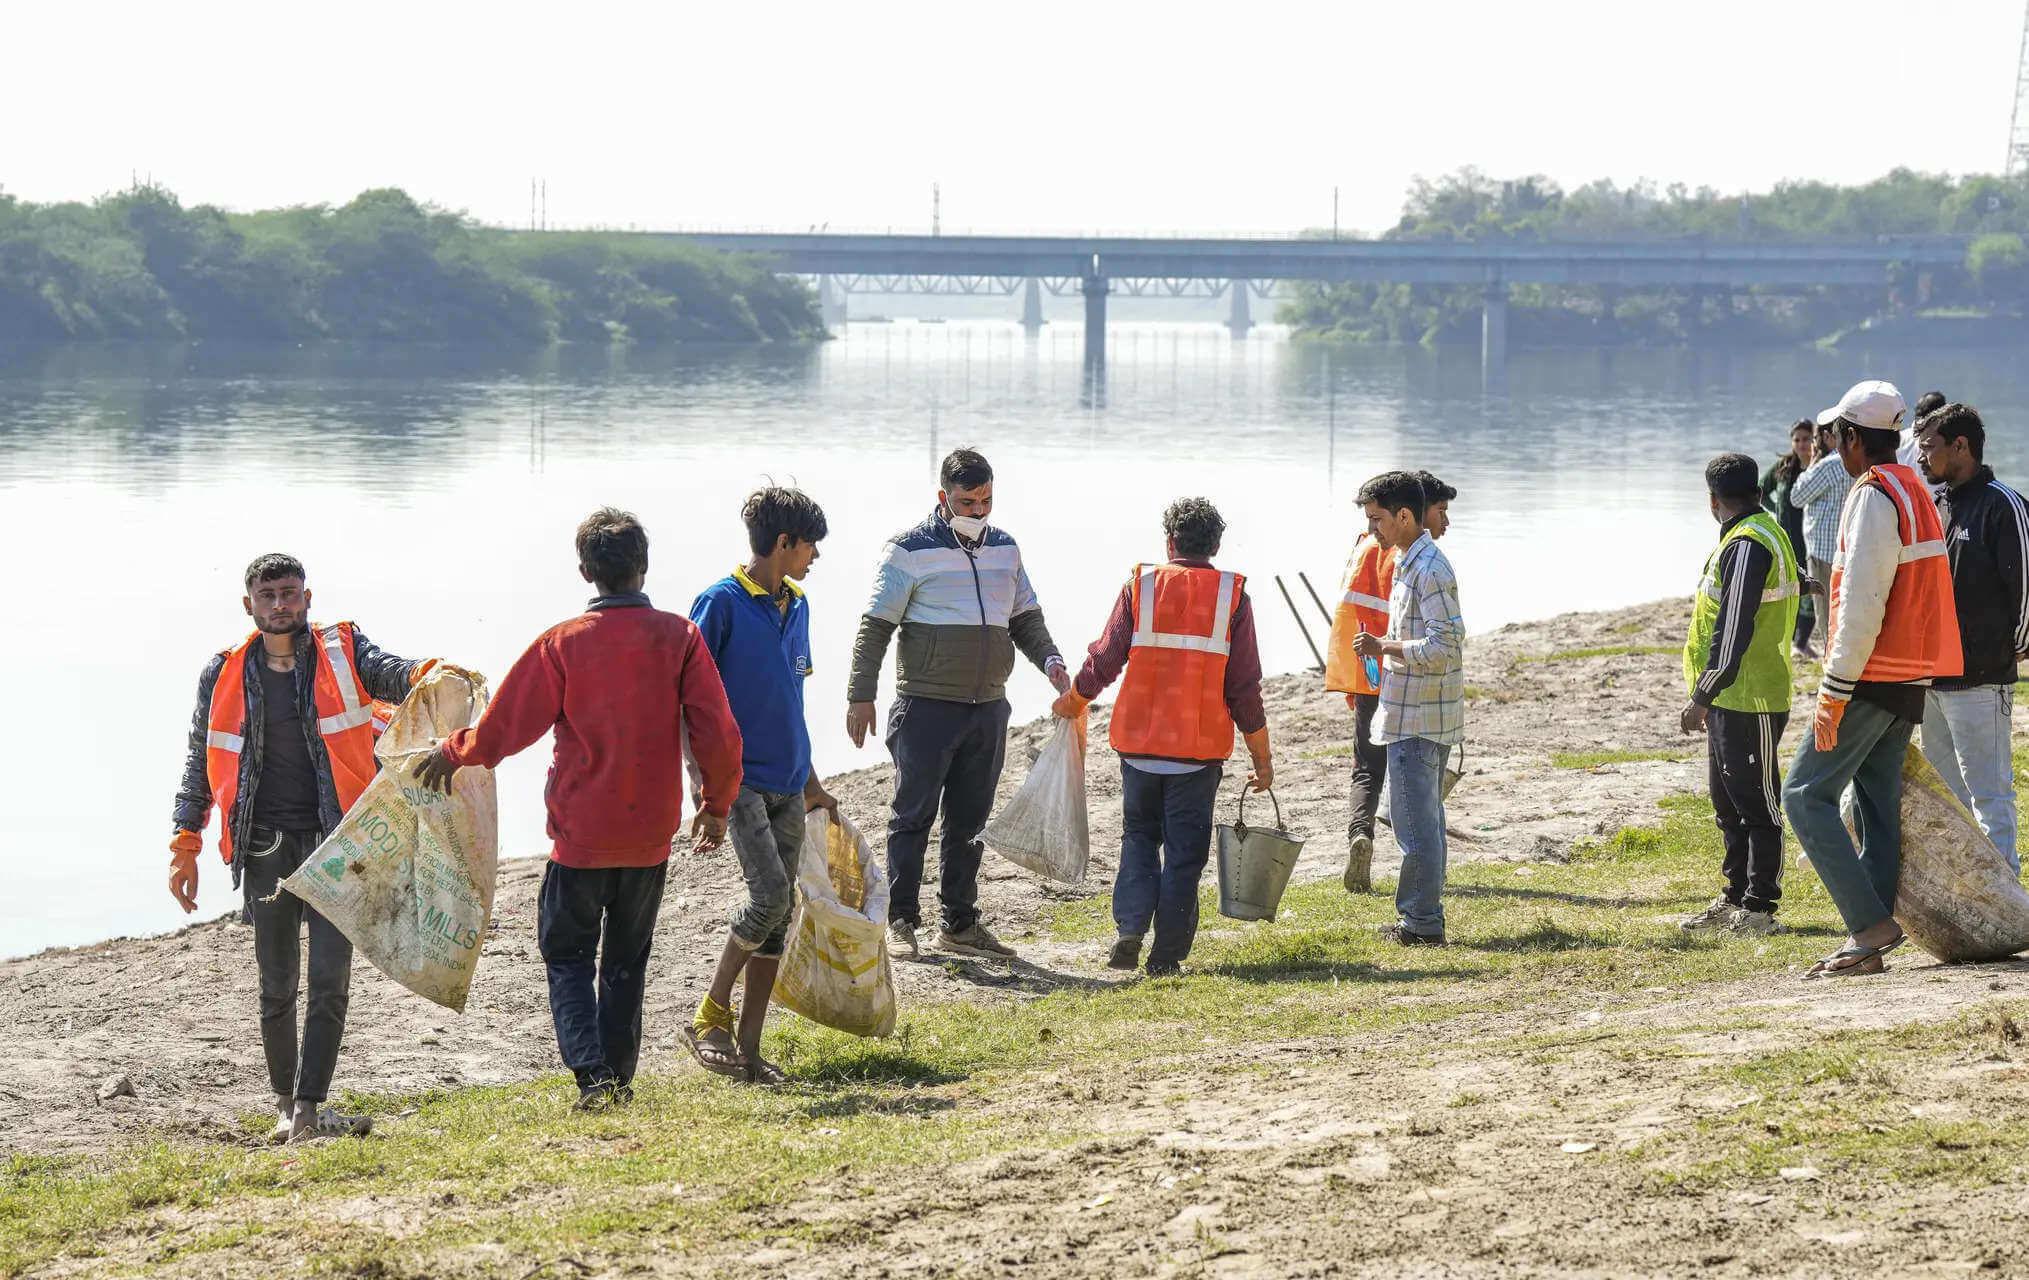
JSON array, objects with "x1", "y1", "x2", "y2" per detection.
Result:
[{"x1": 1935, "y1": 466, "x2": 2029, "y2": 691}]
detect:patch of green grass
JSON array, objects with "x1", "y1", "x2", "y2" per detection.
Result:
[
  {"x1": 1550, "y1": 749, "x2": 1692, "y2": 770},
  {"x1": 1519, "y1": 644, "x2": 1678, "y2": 664},
  {"x1": 1461, "y1": 685, "x2": 1518, "y2": 703}
]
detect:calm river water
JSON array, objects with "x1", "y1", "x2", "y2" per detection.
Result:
[{"x1": 2, "y1": 324, "x2": 2021, "y2": 957}]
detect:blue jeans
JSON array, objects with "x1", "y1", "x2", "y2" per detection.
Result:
[
  {"x1": 1782, "y1": 698, "x2": 1915, "y2": 935},
  {"x1": 1388, "y1": 736, "x2": 1451, "y2": 937},
  {"x1": 1922, "y1": 686, "x2": 2019, "y2": 874},
  {"x1": 1114, "y1": 762, "x2": 1222, "y2": 968},
  {"x1": 538, "y1": 860, "x2": 668, "y2": 1089}
]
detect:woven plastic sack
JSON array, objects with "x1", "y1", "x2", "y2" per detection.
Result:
[
  {"x1": 775, "y1": 809, "x2": 897, "y2": 1038},
  {"x1": 281, "y1": 669, "x2": 499, "y2": 1012},
  {"x1": 1890, "y1": 745, "x2": 2029, "y2": 963},
  {"x1": 982, "y1": 712, "x2": 1089, "y2": 885}
]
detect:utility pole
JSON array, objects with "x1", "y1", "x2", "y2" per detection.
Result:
[
  {"x1": 541, "y1": 180, "x2": 548, "y2": 231},
  {"x1": 932, "y1": 182, "x2": 941, "y2": 237},
  {"x1": 1332, "y1": 186, "x2": 1339, "y2": 241},
  {"x1": 2010, "y1": 1, "x2": 2029, "y2": 176},
  {"x1": 530, "y1": 178, "x2": 537, "y2": 231}
]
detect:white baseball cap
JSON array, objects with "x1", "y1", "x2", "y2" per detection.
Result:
[{"x1": 1816, "y1": 380, "x2": 1905, "y2": 432}]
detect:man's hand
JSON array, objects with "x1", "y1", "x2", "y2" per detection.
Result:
[
  {"x1": 691, "y1": 809, "x2": 728, "y2": 852},
  {"x1": 1046, "y1": 659, "x2": 1072, "y2": 695},
  {"x1": 411, "y1": 742, "x2": 460, "y2": 794},
  {"x1": 847, "y1": 701, "x2": 877, "y2": 748},
  {"x1": 1051, "y1": 688, "x2": 1089, "y2": 720},
  {"x1": 168, "y1": 833, "x2": 201, "y2": 913},
  {"x1": 1353, "y1": 632, "x2": 1384, "y2": 660},
  {"x1": 1247, "y1": 756, "x2": 1274, "y2": 793},
  {"x1": 1680, "y1": 701, "x2": 1708, "y2": 735},
  {"x1": 1814, "y1": 693, "x2": 1849, "y2": 752},
  {"x1": 805, "y1": 775, "x2": 840, "y2": 820}
]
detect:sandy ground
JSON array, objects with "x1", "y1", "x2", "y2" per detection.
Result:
[{"x1": 10, "y1": 597, "x2": 2029, "y2": 1277}]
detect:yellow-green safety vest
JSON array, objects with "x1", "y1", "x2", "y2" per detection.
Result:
[{"x1": 1683, "y1": 510, "x2": 1800, "y2": 714}]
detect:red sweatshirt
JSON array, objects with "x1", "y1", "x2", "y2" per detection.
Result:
[{"x1": 440, "y1": 600, "x2": 743, "y2": 869}]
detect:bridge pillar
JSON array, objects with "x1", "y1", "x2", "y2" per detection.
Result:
[
  {"x1": 1227, "y1": 280, "x2": 1252, "y2": 338},
  {"x1": 818, "y1": 276, "x2": 847, "y2": 331},
  {"x1": 1082, "y1": 274, "x2": 1108, "y2": 373},
  {"x1": 1481, "y1": 282, "x2": 1509, "y2": 388},
  {"x1": 1021, "y1": 277, "x2": 1045, "y2": 332}
]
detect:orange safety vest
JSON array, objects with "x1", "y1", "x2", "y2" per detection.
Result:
[
  {"x1": 1325, "y1": 536, "x2": 1394, "y2": 695},
  {"x1": 1109, "y1": 563, "x2": 1244, "y2": 762},
  {"x1": 203, "y1": 621, "x2": 389, "y2": 862},
  {"x1": 1828, "y1": 463, "x2": 1963, "y2": 686}
]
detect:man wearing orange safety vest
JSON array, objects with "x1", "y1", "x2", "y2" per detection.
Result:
[
  {"x1": 1325, "y1": 471, "x2": 1456, "y2": 893},
  {"x1": 1053, "y1": 498, "x2": 1272, "y2": 977},
  {"x1": 1781, "y1": 382, "x2": 1962, "y2": 980},
  {"x1": 169, "y1": 554, "x2": 453, "y2": 1142}
]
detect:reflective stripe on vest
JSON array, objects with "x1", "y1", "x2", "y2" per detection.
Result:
[
  {"x1": 1827, "y1": 464, "x2": 1963, "y2": 686},
  {"x1": 1130, "y1": 568, "x2": 1236, "y2": 655},
  {"x1": 1325, "y1": 537, "x2": 1394, "y2": 695},
  {"x1": 1684, "y1": 511, "x2": 1800, "y2": 714}
]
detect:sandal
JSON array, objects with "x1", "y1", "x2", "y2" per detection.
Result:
[
  {"x1": 741, "y1": 1057, "x2": 789, "y2": 1087},
  {"x1": 680, "y1": 1024, "x2": 745, "y2": 1078},
  {"x1": 1803, "y1": 932, "x2": 1905, "y2": 980}
]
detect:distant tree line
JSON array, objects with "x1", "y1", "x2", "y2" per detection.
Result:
[
  {"x1": 0, "y1": 185, "x2": 824, "y2": 343},
  {"x1": 1279, "y1": 168, "x2": 2029, "y2": 346}
]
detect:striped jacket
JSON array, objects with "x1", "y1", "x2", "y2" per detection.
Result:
[
  {"x1": 1936, "y1": 466, "x2": 2029, "y2": 690},
  {"x1": 848, "y1": 509, "x2": 1061, "y2": 705}
]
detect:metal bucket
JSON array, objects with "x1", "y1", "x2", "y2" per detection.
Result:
[{"x1": 1215, "y1": 788, "x2": 1307, "y2": 921}]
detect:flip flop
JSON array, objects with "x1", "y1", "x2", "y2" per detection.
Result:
[
  {"x1": 1804, "y1": 932, "x2": 1905, "y2": 980},
  {"x1": 680, "y1": 1024, "x2": 745, "y2": 1078}
]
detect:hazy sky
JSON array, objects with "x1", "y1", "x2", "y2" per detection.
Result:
[{"x1": 8, "y1": 1, "x2": 2026, "y2": 236}]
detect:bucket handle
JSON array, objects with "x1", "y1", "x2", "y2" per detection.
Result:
[{"x1": 1235, "y1": 786, "x2": 1285, "y2": 833}]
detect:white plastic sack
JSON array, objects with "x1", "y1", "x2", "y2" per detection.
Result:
[
  {"x1": 982, "y1": 712, "x2": 1090, "y2": 885},
  {"x1": 1892, "y1": 746, "x2": 2029, "y2": 963},
  {"x1": 281, "y1": 668, "x2": 499, "y2": 1012},
  {"x1": 775, "y1": 809, "x2": 898, "y2": 1038}
]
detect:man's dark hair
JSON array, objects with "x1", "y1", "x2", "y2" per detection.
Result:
[
  {"x1": 742, "y1": 487, "x2": 829, "y2": 556},
  {"x1": 1356, "y1": 470, "x2": 1427, "y2": 522},
  {"x1": 576, "y1": 507, "x2": 649, "y2": 592},
  {"x1": 1162, "y1": 497, "x2": 1226, "y2": 557},
  {"x1": 1841, "y1": 422, "x2": 1901, "y2": 464},
  {"x1": 1414, "y1": 470, "x2": 1458, "y2": 503},
  {"x1": 1705, "y1": 453, "x2": 1761, "y2": 502},
  {"x1": 1924, "y1": 402, "x2": 1986, "y2": 463},
  {"x1": 940, "y1": 448, "x2": 993, "y2": 492},
  {"x1": 244, "y1": 553, "x2": 305, "y2": 593},
  {"x1": 1914, "y1": 390, "x2": 1948, "y2": 419}
]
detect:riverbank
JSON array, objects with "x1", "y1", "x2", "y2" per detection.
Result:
[{"x1": 8, "y1": 597, "x2": 2029, "y2": 1277}]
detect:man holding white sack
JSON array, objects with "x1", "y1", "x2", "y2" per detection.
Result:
[
  {"x1": 169, "y1": 553, "x2": 454, "y2": 1143},
  {"x1": 1054, "y1": 498, "x2": 1273, "y2": 977}
]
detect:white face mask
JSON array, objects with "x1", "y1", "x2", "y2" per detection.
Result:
[{"x1": 947, "y1": 514, "x2": 988, "y2": 542}]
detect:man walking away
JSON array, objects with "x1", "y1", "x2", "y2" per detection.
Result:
[
  {"x1": 1782, "y1": 382, "x2": 1961, "y2": 979},
  {"x1": 684, "y1": 488, "x2": 841, "y2": 1084},
  {"x1": 1915, "y1": 403, "x2": 2027, "y2": 874},
  {"x1": 1053, "y1": 498, "x2": 1274, "y2": 977},
  {"x1": 1679, "y1": 454, "x2": 1801, "y2": 937},
  {"x1": 1762, "y1": 419, "x2": 1820, "y2": 661},
  {"x1": 1353, "y1": 472, "x2": 1466, "y2": 946},
  {"x1": 171, "y1": 554, "x2": 451, "y2": 1142},
  {"x1": 847, "y1": 448, "x2": 1070, "y2": 961},
  {"x1": 1791, "y1": 419, "x2": 1855, "y2": 658},
  {"x1": 414, "y1": 509, "x2": 744, "y2": 1109}
]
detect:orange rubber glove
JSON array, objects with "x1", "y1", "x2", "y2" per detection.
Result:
[
  {"x1": 409, "y1": 658, "x2": 440, "y2": 687},
  {"x1": 1243, "y1": 727, "x2": 1273, "y2": 793},
  {"x1": 1814, "y1": 693, "x2": 1848, "y2": 752},
  {"x1": 1051, "y1": 687, "x2": 1091, "y2": 720},
  {"x1": 168, "y1": 830, "x2": 202, "y2": 914}
]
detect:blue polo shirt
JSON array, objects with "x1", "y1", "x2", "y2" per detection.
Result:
[{"x1": 689, "y1": 566, "x2": 814, "y2": 796}]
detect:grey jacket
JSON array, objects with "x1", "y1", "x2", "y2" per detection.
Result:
[
  {"x1": 173, "y1": 624, "x2": 424, "y2": 884},
  {"x1": 849, "y1": 509, "x2": 1060, "y2": 705}
]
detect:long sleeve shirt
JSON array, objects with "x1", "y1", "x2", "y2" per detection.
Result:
[
  {"x1": 1790, "y1": 454, "x2": 1854, "y2": 566},
  {"x1": 1691, "y1": 515, "x2": 1775, "y2": 707},
  {"x1": 1936, "y1": 466, "x2": 2029, "y2": 690},
  {"x1": 439, "y1": 594, "x2": 743, "y2": 868},
  {"x1": 1070, "y1": 556, "x2": 1268, "y2": 736},
  {"x1": 1821, "y1": 487, "x2": 1926, "y2": 721},
  {"x1": 1376, "y1": 533, "x2": 1466, "y2": 747}
]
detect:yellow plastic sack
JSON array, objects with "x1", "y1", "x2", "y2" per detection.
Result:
[
  {"x1": 1892, "y1": 745, "x2": 2029, "y2": 963},
  {"x1": 281, "y1": 669, "x2": 499, "y2": 1011},
  {"x1": 775, "y1": 809, "x2": 897, "y2": 1038},
  {"x1": 982, "y1": 712, "x2": 1090, "y2": 885}
]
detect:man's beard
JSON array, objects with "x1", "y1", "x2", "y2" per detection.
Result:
[{"x1": 254, "y1": 614, "x2": 306, "y2": 636}]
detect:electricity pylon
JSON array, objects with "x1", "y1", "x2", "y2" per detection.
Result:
[{"x1": 2010, "y1": 1, "x2": 2029, "y2": 175}]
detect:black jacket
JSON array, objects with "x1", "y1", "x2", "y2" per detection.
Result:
[
  {"x1": 1935, "y1": 467, "x2": 2029, "y2": 691},
  {"x1": 173, "y1": 624, "x2": 424, "y2": 883}
]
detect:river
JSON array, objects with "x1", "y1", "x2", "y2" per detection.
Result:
[{"x1": 2, "y1": 325, "x2": 2019, "y2": 958}]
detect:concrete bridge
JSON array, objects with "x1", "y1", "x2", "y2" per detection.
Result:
[{"x1": 654, "y1": 231, "x2": 1970, "y2": 379}]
